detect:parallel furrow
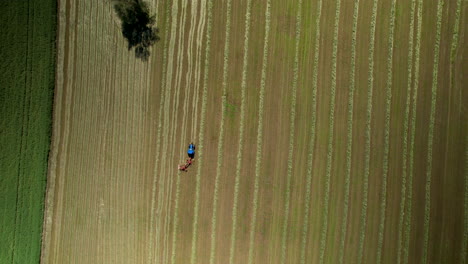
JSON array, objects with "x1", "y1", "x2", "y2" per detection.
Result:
[
  {"x1": 247, "y1": 1, "x2": 271, "y2": 264},
  {"x1": 338, "y1": 0, "x2": 360, "y2": 262},
  {"x1": 299, "y1": 0, "x2": 322, "y2": 262},
  {"x1": 228, "y1": 0, "x2": 253, "y2": 262},
  {"x1": 403, "y1": 0, "x2": 423, "y2": 262},
  {"x1": 463, "y1": 135, "x2": 468, "y2": 263},
  {"x1": 421, "y1": 1, "x2": 444, "y2": 263},
  {"x1": 396, "y1": 1, "x2": 416, "y2": 263},
  {"x1": 280, "y1": 0, "x2": 303, "y2": 262},
  {"x1": 209, "y1": 0, "x2": 232, "y2": 263},
  {"x1": 357, "y1": 0, "x2": 379, "y2": 262},
  {"x1": 318, "y1": 0, "x2": 341, "y2": 262},
  {"x1": 376, "y1": 0, "x2": 397, "y2": 262},
  {"x1": 190, "y1": 0, "x2": 213, "y2": 262},
  {"x1": 148, "y1": 0, "x2": 172, "y2": 262}
]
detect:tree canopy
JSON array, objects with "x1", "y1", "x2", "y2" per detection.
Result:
[{"x1": 113, "y1": 0, "x2": 160, "y2": 61}]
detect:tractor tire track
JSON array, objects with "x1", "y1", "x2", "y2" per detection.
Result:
[
  {"x1": 338, "y1": 0, "x2": 360, "y2": 262},
  {"x1": 228, "y1": 0, "x2": 253, "y2": 262},
  {"x1": 280, "y1": 0, "x2": 303, "y2": 262},
  {"x1": 357, "y1": 0, "x2": 379, "y2": 262},
  {"x1": 247, "y1": 1, "x2": 271, "y2": 264},
  {"x1": 209, "y1": 1, "x2": 232, "y2": 264},
  {"x1": 299, "y1": 0, "x2": 322, "y2": 263},
  {"x1": 396, "y1": 1, "x2": 416, "y2": 263},
  {"x1": 421, "y1": 1, "x2": 444, "y2": 262},
  {"x1": 190, "y1": 0, "x2": 213, "y2": 262}
]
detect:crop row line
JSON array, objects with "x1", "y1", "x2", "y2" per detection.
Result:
[
  {"x1": 209, "y1": 0, "x2": 232, "y2": 263},
  {"x1": 319, "y1": 0, "x2": 341, "y2": 262},
  {"x1": 280, "y1": 0, "x2": 303, "y2": 263},
  {"x1": 228, "y1": 0, "x2": 252, "y2": 263},
  {"x1": 357, "y1": 0, "x2": 379, "y2": 262},
  {"x1": 299, "y1": 1, "x2": 322, "y2": 263},
  {"x1": 396, "y1": 1, "x2": 416, "y2": 263},
  {"x1": 421, "y1": 1, "x2": 444, "y2": 263},
  {"x1": 338, "y1": 0, "x2": 360, "y2": 262},
  {"x1": 190, "y1": 0, "x2": 213, "y2": 262},
  {"x1": 376, "y1": 0, "x2": 397, "y2": 262},
  {"x1": 402, "y1": 0, "x2": 423, "y2": 262},
  {"x1": 154, "y1": 0, "x2": 179, "y2": 262},
  {"x1": 191, "y1": 0, "x2": 208, "y2": 140},
  {"x1": 247, "y1": 1, "x2": 271, "y2": 264}
]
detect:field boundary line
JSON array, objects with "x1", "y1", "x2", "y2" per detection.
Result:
[
  {"x1": 148, "y1": 0, "x2": 173, "y2": 262},
  {"x1": 280, "y1": 0, "x2": 303, "y2": 262},
  {"x1": 318, "y1": 0, "x2": 341, "y2": 263},
  {"x1": 190, "y1": 0, "x2": 213, "y2": 262},
  {"x1": 40, "y1": 0, "x2": 68, "y2": 261},
  {"x1": 228, "y1": 0, "x2": 252, "y2": 262},
  {"x1": 421, "y1": 1, "x2": 444, "y2": 263},
  {"x1": 209, "y1": 0, "x2": 232, "y2": 263},
  {"x1": 396, "y1": 1, "x2": 416, "y2": 263},
  {"x1": 338, "y1": 0, "x2": 360, "y2": 262},
  {"x1": 462, "y1": 135, "x2": 468, "y2": 263},
  {"x1": 299, "y1": 0, "x2": 323, "y2": 263},
  {"x1": 357, "y1": 0, "x2": 379, "y2": 262},
  {"x1": 403, "y1": 0, "x2": 424, "y2": 262},
  {"x1": 247, "y1": 1, "x2": 271, "y2": 263}
]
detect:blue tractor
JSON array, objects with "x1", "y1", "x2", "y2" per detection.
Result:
[{"x1": 188, "y1": 143, "x2": 196, "y2": 159}]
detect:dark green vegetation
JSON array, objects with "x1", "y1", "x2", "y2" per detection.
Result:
[
  {"x1": 0, "y1": 0, "x2": 56, "y2": 263},
  {"x1": 113, "y1": 0, "x2": 160, "y2": 61}
]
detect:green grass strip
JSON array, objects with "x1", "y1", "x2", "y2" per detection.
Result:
[
  {"x1": 357, "y1": 0, "x2": 379, "y2": 262},
  {"x1": 228, "y1": 0, "x2": 252, "y2": 262},
  {"x1": 280, "y1": 0, "x2": 303, "y2": 263},
  {"x1": 421, "y1": 1, "x2": 444, "y2": 263},
  {"x1": 148, "y1": 0, "x2": 172, "y2": 262},
  {"x1": 190, "y1": 0, "x2": 213, "y2": 262},
  {"x1": 318, "y1": 0, "x2": 341, "y2": 263},
  {"x1": 396, "y1": 1, "x2": 416, "y2": 263},
  {"x1": 376, "y1": 0, "x2": 397, "y2": 262},
  {"x1": 299, "y1": 0, "x2": 322, "y2": 263},
  {"x1": 338, "y1": 0, "x2": 360, "y2": 262},
  {"x1": 247, "y1": 1, "x2": 271, "y2": 263},
  {"x1": 209, "y1": 1, "x2": 232, "y2": 264},
  {"x1": 402, "y1": 0, "x2": 423, "y2": 262}
]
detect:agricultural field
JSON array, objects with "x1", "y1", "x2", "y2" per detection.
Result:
[
  {"x1": 0, "y1": 1, "x2": 56, "y2": 264},
  {"x1": 41, "y1": 0, "x2": 467, "y2": 263}
]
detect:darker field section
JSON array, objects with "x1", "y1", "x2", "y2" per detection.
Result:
[{"x1": 0, "y1": 1, "x2": 56, "y2": 264}]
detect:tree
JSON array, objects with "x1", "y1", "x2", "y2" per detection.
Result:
[{"x1": 113, "y1": 0, "x2": 160, "y2": 61}]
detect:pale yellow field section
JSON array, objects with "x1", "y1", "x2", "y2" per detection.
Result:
[{"x1": 40, "y1": 0, "x2": 206, "y2": 263}]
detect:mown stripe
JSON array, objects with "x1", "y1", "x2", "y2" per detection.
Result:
[
  {"x1": 228, "y1": 0, "x2": 252, "y2": 262},
  {"x1": 190, "y1": 0, "x2": 213, "y2": 262},
  {"x1": 209, "y1": 0, "x2": 232, "y2": 263},
  {"x1": 318, "y1": 0, "x2": 341, "y2": 262},
  {"x1": 338, "y1": 0, "x2": 360, "y2": 262},
  {"x1": 148, "y1": 0, "x2": 172, "y2": 262},
  {"x1": 462, "y1": 135, "x2": 468, "y2": 263},
  {"x1": 299, "y1": 0, "x2": 322, "y2": 263},
  {"x1": 280, "y1": 0, "x2": 303, "y2": 262},
  {"x1": 247, "y1": 1, "x2": 271, "y2": 263},
  {"x1": 357, "y1": 0, "x2": 379, "y2": 262},
  {"x1": 376, "y1": 0, "x2": 397, "y2": 262},
  {"x1": 396, "y1": 1, "x2": 416, "y2": 263},
  {"x1": 421, "y1": 1, "x2": 444, "y2": 263},
  {"x1": 402, "y1": 0, "x2": 423, "y2": 263}
]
